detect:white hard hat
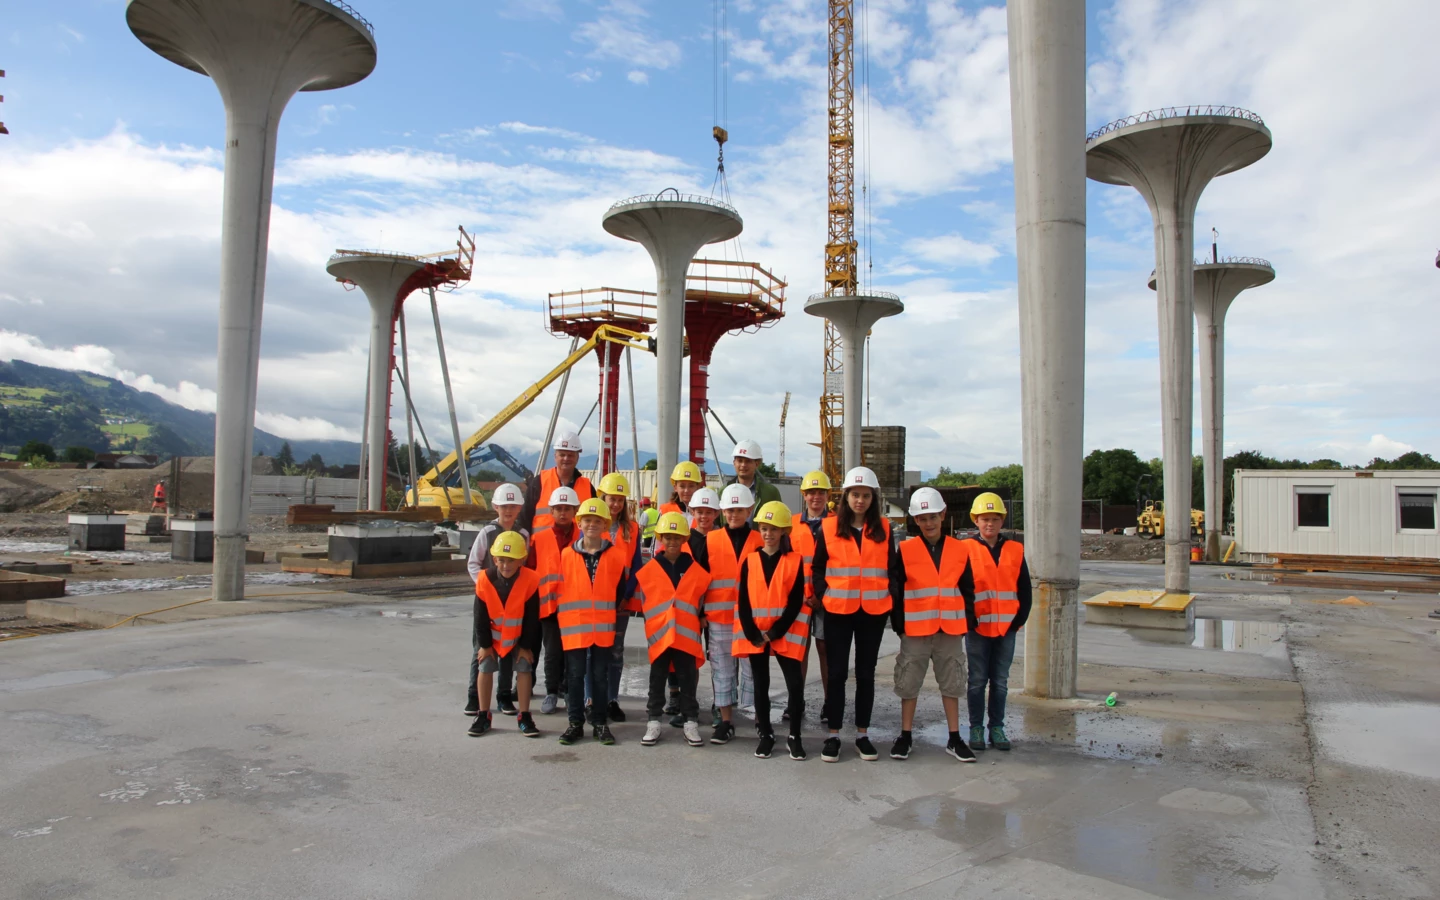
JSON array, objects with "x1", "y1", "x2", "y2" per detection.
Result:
[
  {"x1": 548, "y1": 486, "x2": 580, "y2": 508},
  {"x1": 553, "y1": 431, "x2": 582, "y2": 452},
  {"x1": 720, "y1": 483, "x2": 755, "y2": 509},
  {"x1": 690, "y1": 487, "x2": 721, "y2": 510},
  {"x1": 908, "y1": 486, "x2": 946, "y2": 517},
  {"x1": 731, "y1": 439, "x2": 763, "y2": 460},
  {"x1": 492, "y1": 483, "x2": 524, "y2": 507},
  {"x1": 843, "y1": 466, "x2": 880, "y2": 492}
]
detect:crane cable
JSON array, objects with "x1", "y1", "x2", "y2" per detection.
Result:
[{"x1": 710, "y1": 0, "x2": 743, "y2": 262}]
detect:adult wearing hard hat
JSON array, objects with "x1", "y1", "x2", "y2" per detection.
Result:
[
  {"x1": 661, "y1": 460, "x2": 705, "y2": 522},
  {"x1": 637, "y1": 496, "x2": 660, "y2": 554},
  {"x1": 889, "y1": 487, "x2": 977, "y2": 762},
  {"x1": 790, "y1": 470, "x2": 834, "y2": 721},
  {"x1": 591, "y1": 472, "x2": 643, "y2": 723},
  {"x1": 464, "y1": 484, "x2": 536, "y2": 718},
  {"x1": 811, "y1": 466, "x2": 903, "y2": 763},
  {"x1": 725, "y1": 440, "x2": 781, "y2": 518},
  {"x1": 521, "y1": 431, "x2": 594, "y2": 534},
  {"x1": 702, "y1": 483, "x2": 763, "y2": 744},
  {"x1": 960, "y1": 492, "x2": 1030, "y2": 753}
]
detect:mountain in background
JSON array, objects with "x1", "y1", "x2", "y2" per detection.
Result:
[{"x1": 0, "y1": 359, "x2": 362, "y2": 464}]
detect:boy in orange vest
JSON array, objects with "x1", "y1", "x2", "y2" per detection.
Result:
[
  {"x1": 790, "y1": 470, "x2": 832, "y2": 722},
  {"x1": 890, "y1": 488, "x2": 976, "y2": 762},
  {"x1": 637, "y1": 512, "x2": 710, "y2": 748},
  {"x1": 469, "y1": 532, "x2": 543, "y2": 738},
  {"x1": 555, "y1": 498, "x2": 633, "y2": 746},
  {"x1": 534, "y1": 486, "x2": 581, "y2": 715},
  {"x1": 703, "y1": 483, "x2": 763, "y2": 744},
  {"x1": 961, "y1": 492, "x2": 1030, "y2": 752},
  {"x1": 735, "y1": 501, "x2": 810, "y2": 760}
]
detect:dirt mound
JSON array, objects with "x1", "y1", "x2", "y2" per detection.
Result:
[
  {"x1": 0, "y1": 470, "x2": 61, "y2": 513},
  {"x1": 1081, "y1": 533, "x2": 1167, "y2": 561},
  {"x1": 30, "y1": 490, "x2": 144, "y2": 514}
]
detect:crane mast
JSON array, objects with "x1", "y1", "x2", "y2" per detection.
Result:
[
  {"x1": 778, "y1": 390, "x2": 791, "y2": 475},
  {"x1": 820, "y1": 0, "x2": 856, "y2": 487}
]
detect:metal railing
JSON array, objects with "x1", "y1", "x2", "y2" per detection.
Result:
[
  {"x1": 1087, "y1": 106, "x2": 1265, "y2": 142},
  {"x1": 607, "y1": 188, "x2": 738, "y2": 216},
  {"x1": 1199, "y1": 255, "x2": 1272, "y2": 268},
  {"x1": 806, "y1": 289, "x2": 901, "y2": 303},
  {"x1": 547, "y1": 287, "x2": 658, "y2": 334},
  {"x1": 318, "y1": 0, "x2": 375, "y2": 35}
]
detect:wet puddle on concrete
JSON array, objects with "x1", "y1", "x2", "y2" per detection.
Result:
[
  {"x1": 376, "y1": 610, "x2": 456, "y2": 619},
  {"x1": 65, "y1": 571, "x2": 322, "y2": 596},
  {"x1": 917, "y1": 709, "x2": 1185, "y2": 763},
  {"x1": 0, "y1": 539, "x2": 68, "y2": 554},
  {"x1": 1311, "y1": 702, "x2": 1440, "y2": 780},
  {"x1": 1119, "y1": 617, "x2": 1287, "y2": 655}
]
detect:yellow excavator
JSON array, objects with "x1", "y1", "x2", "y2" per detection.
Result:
[
  {"x1": 407, "y1": 323, "x2": 653, "y2": 515},
  {"x1": 1135, "y1": 501, "x2": 1205, "y2": 539}
]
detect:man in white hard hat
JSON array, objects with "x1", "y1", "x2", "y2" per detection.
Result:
[
  {"x1": 521, "y1": 431, "x2": 594, "y2": 534},
  {"x1": 725, "y1": 439, "x2": 782, "y2": 517},
  {"x1": 464, "y1": 484, "x2": 536, "y2": 718}
]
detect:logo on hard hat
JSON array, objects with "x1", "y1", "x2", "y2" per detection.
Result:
[
  {"x1": 985, "y1": 502, "x2": 995, "y2": 510},
  {"x1": 504, "y1": 492, "x2": 516, "y2": 502},
  {"x1": 502, "y1": 544, "x2": 513, "y2": 553},
  {"x1": 762, "y1": 511, "x2": 773, "y2": 520},
  {"x1": 667, "y1": 522, "x2": 678, "y2": 530},
  {"x1": 920, "y1": 501, "x2": 929, "y2": 510},
  {"x1": 853, "y1": 475, "x2": 863, "y2": 483}
]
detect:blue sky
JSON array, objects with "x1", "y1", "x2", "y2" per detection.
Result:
[{"x1": 2, "y1": 0, "x2": 1437, "y2": 474}]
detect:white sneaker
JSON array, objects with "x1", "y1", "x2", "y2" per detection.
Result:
[
  {"x1": 642, "y1": 720, "x2": 663, "y2": 746},
  {"x1": 540, "y1": 694, "x2": 560, "y2": 715},
  {"x1": 683, "y1": 720, "x2": 704, "y2": 747}
]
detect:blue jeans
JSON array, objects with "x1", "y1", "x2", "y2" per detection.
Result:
[
  {"x1": 966, "y1": 630, "x2": 1017, "y2": 729},
  {"x1": 585, "y1": 613, "x2": 632, "y2": 705},
  {"x1": 566, "y1": 647, "x2": 610, "y2": 726}
]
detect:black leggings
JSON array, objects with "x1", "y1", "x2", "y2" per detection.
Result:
[
  {"x1": 822, "y1": 609, "x2": 888, "y2": 730},
  {"x1": 749, "y1": 653, "x2": 804, "y2": 737}
]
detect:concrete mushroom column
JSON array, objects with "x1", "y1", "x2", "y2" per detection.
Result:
[
  {"x1": 1007, "y1": 0, "x2": 1086, "y2": 699},
  {"x1": 802, "y1": 293, "x2": 903, "y2": 473},
  {"x1": 1150, "y1": 258, "x2": 1274, "y2": 561},
  {"x1": 603, "y1": 194, "x2": 742, "y2": 483},
  {"x1": 1087, "y1": 109, "x2": 1271, "y2": 593},
  {"x1": 127, "y1": 0, "x2": 376, "y2": 600}
]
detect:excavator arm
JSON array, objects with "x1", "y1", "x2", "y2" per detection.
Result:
[{"x1": 410, "y1": 323, "x2": 652, "y2": 508}]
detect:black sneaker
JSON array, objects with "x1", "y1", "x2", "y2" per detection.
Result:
[
  {"x1": 464, "y1": 699, "x2": 479, "y2": 716},
  {"x1": 517, "y1": 712, "x2": 541, "y2": 738},
  {"x1": 788, "y1": 735, "x2": 807, "y2": 761},
  {"x1": 594, "y1": 724, "x2": 616, "y2": 745},
  {"x1": 664, "y1": 692, "x2": 681, "y2": 716},
  {"x1": 710, "y1": 720, "x2": 735, "y2": 745},
  {"x1": 755, "y1": 733, "x2": 776, "y2": 758},
  {"x1": 890, "y1": 733, "x2": 913, "y2": 760},
  {"x1": 607, "y1": 701, "x2": 627, "y2": 723},
  {"x1": 466, "y1": 712, "x2": 492, "y2": 737},
  {"x1": 558, "y1": 722, "x2": 585, "y2": 745},
  {"x1": 669, "y1": 713, "x2": 687, "y2": 728},
  {"x1": 821, "y1": 736, "x2": 842, "y2": 762},
  {"x1": 946, "y1": 736, "x2": 978, "y2": 763},
  {"x1": 782, "y1": 708, "x2": 791, "y2": 722},
  {"x1": 855, "y1": 736, "x2": 879, "y2": 761},
  {"x1": 497, "y1": 693, "x2": 518, "y2": 716}
]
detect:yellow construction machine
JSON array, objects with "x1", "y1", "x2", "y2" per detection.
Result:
[
  {"x1": 407, "y1": 324, "x2": 653, "y2": 516},
  {"x1": 1135, "y1": 501, "x2": 1204, "y2": 539}
]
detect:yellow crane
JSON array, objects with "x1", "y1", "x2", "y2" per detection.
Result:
[
  {"x1": 819, "y1": 0, "x2": 857, "y2": 487},
  {"x1": 408, "y1": 323, "x2": 652, "y2": 515},
  {"x1": 777, "y1": 391, "x2": 791, "y2": 475}
]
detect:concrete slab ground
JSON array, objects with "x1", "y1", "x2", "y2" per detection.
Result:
[{"x1": 0, "y1": 561, "x2": 1435, "y2": 899}]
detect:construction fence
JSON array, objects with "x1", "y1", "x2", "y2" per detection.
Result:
[{"x1": 251, "y1": 476, "x2": 360, "y2": 515}]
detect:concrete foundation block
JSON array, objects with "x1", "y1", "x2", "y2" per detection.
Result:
[
  {"x1": 68, "y1": 515, "x2": 128, "y2": 552},
  {"x1": 1083, "y1": 589, "x2": 1195, "y2": 631},
  {"x1": 327, "y1": 523, "x2": 434, "y2": 565},
  {"x1": 171, "y1": 519, "x2": 215, "y2": 562}
]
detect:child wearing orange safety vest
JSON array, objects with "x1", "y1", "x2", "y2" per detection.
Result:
[
  {"x1": 790, "y1": 470, "x2": 833, "y2": 723},
  {"x1": 592, "y1": 472, "x2": 644, "y2": 724},
  {"x1": 465, "y1": 483, "x2": 534, "y2": 718},
  {"x1": 554, "y1": 498, "x2": 633, "y2": 747},
  {"x1": 469, "y1": 532, "x2": 543, "y2": 739},
  {"x1": 534, "y1": 486, "x2": 581, "y2": 715},
  {"x1": 735, "y1": 501, "x2": 810, "y2": 760},
  {"x1": 703, "y1": 483, "x2": 763, "y2": 744},
  {"x1": 811, "y1": 466, "x2": 904, "y2": 764},
  {"x1": 637, "y1": 511, "x2": 710, "y2": 748},
  {"x1": 888, "y1": 487, "x2": 977, "y2": 763},
  {"x1": 960, "y1": 492, "x2": 1030, "y2": 753}
]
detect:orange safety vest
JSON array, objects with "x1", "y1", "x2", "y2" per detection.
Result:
[
  {"x1": 659, "y1": 502, "x2": 682, "y2": 516},
  {"x1": 635, "y1": 558, "x2": 709, "y2": 664},
  {"x1": 533, "y1": 469, "x2": 594, "y2": 532},
  {"x1": 153, "y1": 483, "x2": 166, "y2": 501},
  {"x1": 790, "y1": 514, "x2": 827, "y2": 599},
  {"x1": 607, "y1": 519, "x2": 642, "y2": 612},
  {"x1": 819, "y1": 517, "x2": 893, "y2": 615},
  {"x1": 704, "y1": 527, "x2": 762, "y2": 625},
  {"x1": 899, "y1": 536, "x2": 968, "y2": 637},
  {"x1": 732, "y1": 552, "x2": 809, "y2": 660},
  {"x1": 964, "y1": 538, "x2": 1024, "y2": 638},
  {"x1": 477, "y1": 567, "x2": 540, "y2": 658},
  {"x1": 530, "y1": 526, "x2": 570, "y2": 618},
  {"x1": 556, "y1": 543, "x2": 627, "y2": 650}
]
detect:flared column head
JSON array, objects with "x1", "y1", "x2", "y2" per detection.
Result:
[
  {"x1": 327, "y1": 253, "x2": 428, "y2": 320},
  {"x1": 1086, "y1": 107, "x2": 1271, "y2": 217},
  {"x1": 127, "y1": 0, "x2": 375, "y2": 104},
  {"x1": 602, "y1": 191, "x2": 743, "y2": 266},
  {"x1": 1148, "y1": 257, "x2": 1275, "y2": 323},
  {"x1": 802, "y1": 291, "x2": 904, "y2": 340}
]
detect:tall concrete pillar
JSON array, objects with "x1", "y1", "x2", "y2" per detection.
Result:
[
  {"x1": 603, "y1": 193, "x2": 742, "y2": 483},
  {"x1": 802, "y1": 293, "x2": 903, "y2": 473},
  {"x1": 127, "y1": 0, "x2": 375, "y2": 600},
  {"x1": 1007, "y1": 0, "x2": 1085, "y2": 699},
  {"x1": 1087, "y1": 107, "x2": 1270, "y2": 593},
  {"x1": 1149, "y1": 257, "x2": 1274, "y2": 560},
  {"x1": 326, "y1": 254, "x2": 426, "y2": 510}
]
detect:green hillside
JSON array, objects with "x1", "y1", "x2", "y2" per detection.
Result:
[{"x1": 0, "y1": 359, "x2": 362, "y2": 464}]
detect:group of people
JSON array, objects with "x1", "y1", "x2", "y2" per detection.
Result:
[{"x1": 465, "y1": 433, "x2": 1029, "y2": 763}]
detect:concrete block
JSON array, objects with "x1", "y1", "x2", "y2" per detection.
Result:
[
  {"x1": 1083, "y1": 589, "x2": 1195, "y2": 630},
  {"x1": 126, "y1": 514, "x2": 170, "y2": 536},
  {"x1": 171, "y1": 518, "x2": 215, "y2": 562},
  {"x1": 327, "y1": 523, "x2": 434, "y2": 565},
  {"x1": 68, "y1": 514, "x2": 127, "y2": 551}
]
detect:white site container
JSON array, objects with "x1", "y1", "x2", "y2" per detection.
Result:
[{"x1": 1233, "y1": 469, "x2": 1440, "y2": 560}]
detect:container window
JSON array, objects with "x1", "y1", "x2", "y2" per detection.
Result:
[
  {"x1": 1399, "y1": 492, "x2": 1437, "y2": 531},
  {"x1": 1296, "y1": 489, "x2": 1330, "y2": 529}
]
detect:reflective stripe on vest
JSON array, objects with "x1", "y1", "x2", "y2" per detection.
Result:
[
  {"x1": 789, "y1": 518, "x2": 824, "y2": 600},
  {"x1": 899, "y1": 536, "x2": 968, "y2": 637},
  {"x1": 635, "y1": 559, "x2": 709, "y2": 664},
  {"x1": 531, "y1": 527, "x2": 567, "y2": 618},
  {"x1": 704, "y1": 527, "x2": 762, "y2": 625},
  {"x1": 818, "y1": 517, "x2": 893, "y2": 615},
  {"x1": 533, "y1": 469, "x2": 594, "y2": 532},
  {"x1": 476, "y1": 567, "x2": 541, "y2": 657},
  {"x1": 731, "y1": 552, "x2": 808, "y2": 661},
  {"x1": 964, "y1": 538, "x2": 1024, "y2": 638},
  {"x1": 608, "y1": 520, "x2": 642, "y2": 612},
  {"x1": 556, "y1": 543, "x2": 626, "y2": 650}
]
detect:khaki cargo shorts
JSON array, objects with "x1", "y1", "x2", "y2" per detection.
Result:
[{"x1": 893, "y1": 632, "x2": 967, "y2": 699}]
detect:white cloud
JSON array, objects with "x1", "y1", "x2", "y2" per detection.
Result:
[
  {"x1": 627, "y1": 70, "x2": 649, "y2": 85},
  {"x1": 906, "y1": 233, "x2": 1001, "y2": 267},
  {"x1": 569, "y1": 68, "x2": 602, "y2": 84},
  {"x1": 574, "y1": 1, "x2": 682, "y2": 71}
]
